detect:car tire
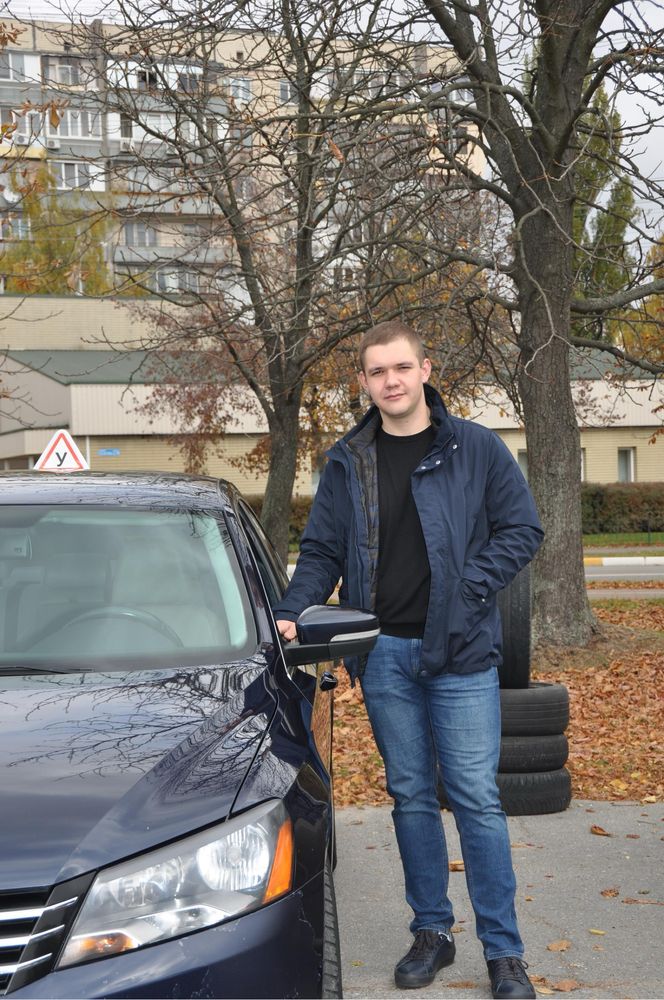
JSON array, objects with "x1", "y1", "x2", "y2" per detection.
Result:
[
  {"x1": 497, "y1": 565, "x2": 531, "y2": 689},
  {"x1": 495, "y1": 767, "x2": 572, "y2": 816},
  {"x1": 500, "y1": 681, "x2": 570, "y2": 736},
  {"x1": 321, "y1": 862, "x2": 342, "y2": 999},
  {"x1": 437, "y1": 766, "x2": 572, "y2": 816},
  {"x1": 499, "y1": 733, "x2": 569, "y2": 773}
]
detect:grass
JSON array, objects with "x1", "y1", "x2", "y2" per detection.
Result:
[{"x1": 584, "y1": 531, "x2": 664, "y2": 546}]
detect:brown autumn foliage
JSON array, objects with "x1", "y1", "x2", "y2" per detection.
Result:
[{"x1": 332, "y1": 601, "x2": 664, "y2": 807}]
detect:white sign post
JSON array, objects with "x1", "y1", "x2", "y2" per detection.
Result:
[{"x1": 35, "y1": 430, "x2": 89, "y2": 472}]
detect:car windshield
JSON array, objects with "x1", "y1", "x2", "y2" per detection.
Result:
[{"x1": 0, "y1": 505, "x2": 256, "y2": 671}]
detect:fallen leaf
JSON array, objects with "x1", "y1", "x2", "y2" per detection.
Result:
[
  {"x1": 537, "y1": 988, "x2": 555, "y2": 996},
  {"x1": 451, "y1": 925, "x2": 465, "y2": 934},
  {"x1": 530, "y1": 976, "x2": 547, "y2": 985},
  {"x1": 642, "y1": 795, "x2": 658, "y2": 803},
  {"x1": 552, "y1": 979, "x2": 580, "y2": 992},
  {"x1": 448, "y1": 859, "x2": 465, "y2": 872},
  {"x1": 589, "y1": 928, "x2": 606, "y2": 935},
  {"x1": 600, "y1": 887, "x2": 619, "y2": 897},
  {"x1": 590, "y1": 824, "x2": 612, "y2": 837},
  {"x1": 625, "y1": 834, "x2": 640, "y2": 839},
  {"x1": 445, "y1": 982, "x2": 477, "y2": 989},
  {"x1": 525, "y1": 895, "x2": 534, "y2": 901},
  {"x1": 622, "y1": 897, "x2": 664, "y2": 906},
  {"x1": 547, "y1": 940, "x2": 571, "y2": 952},
  {"x1": 351, "y1": 960, "x2": 364, "y2": 966}
]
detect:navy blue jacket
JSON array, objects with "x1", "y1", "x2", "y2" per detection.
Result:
[{"x1": 274, "y1": 384, "x2": 544, "y2": 680}]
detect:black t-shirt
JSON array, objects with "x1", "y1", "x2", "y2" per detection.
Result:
[{"x1": 376, "y1": 424, "x2": 435, "y2": 638}]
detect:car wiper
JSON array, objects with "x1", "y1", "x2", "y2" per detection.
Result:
[{"x1": 0, "y1": 664, "x2": 80, "y2": 675}]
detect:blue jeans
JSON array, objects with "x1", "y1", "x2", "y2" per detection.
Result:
[{"x1": 360, "y1": 633, "x2": 523, "y2": 960}]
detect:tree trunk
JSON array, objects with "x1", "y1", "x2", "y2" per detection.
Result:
[
  {"x1": 516, "y1": 206, "x2": 599, "y2": 646},
  {"x1": 261, "y1": 396, "x2": 302, "y2": 567}
]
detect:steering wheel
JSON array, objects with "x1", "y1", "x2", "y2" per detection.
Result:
[{"x1": 55, "y1": 605, "x2": 185, "y2": 648}]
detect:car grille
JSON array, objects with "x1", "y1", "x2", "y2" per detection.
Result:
[{"x1": 0, "y1": 874, "x2": 94, "y2": 995}]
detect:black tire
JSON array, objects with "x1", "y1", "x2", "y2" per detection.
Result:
[
  {"x1": 499, "y1": 733, "x2": 569, "y2": 773},
  {"x1": 497, "y1": 565, "x2": 531, "y2": 689},
  {"x1": 500, "y1": 681, "x2": 569, "y2": 736},
  {"x1": 321, "y1": 863, "x2": 342, "y2": 999},
  {"x1": 496, "y1": 768, "x2": 572, "y2": 816},
  {"x1": 437, "y1": 766, "x2": 572, "y2": 816}
]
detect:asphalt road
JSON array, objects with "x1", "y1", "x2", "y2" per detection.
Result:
[
  {"x1": 585, "y1": 563, "x2": 664, "y2": 583},
  {"x1": 335, "y1": 801, "x2": 664, "y2": 999}
]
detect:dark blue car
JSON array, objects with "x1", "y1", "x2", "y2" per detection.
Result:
[{"x1": 0, "y1": 473, "x2": 378, "y2": 999}]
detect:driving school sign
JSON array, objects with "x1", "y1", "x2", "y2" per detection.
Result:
[{"x1": 35, "y1": 429, "x2": 89, "y2": 472}]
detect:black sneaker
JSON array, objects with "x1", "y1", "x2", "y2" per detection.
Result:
[
  {"x1": 394, "y1": 929, "x2": 455, "y2": 989},
  {"x1": 487, "y1": 957, "x2": 536, "y2": 999}
]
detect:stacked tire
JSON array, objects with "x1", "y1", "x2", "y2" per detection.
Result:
[
  {"x1": 440, "y1": 567, "x2": 572, "y2": 816},
  {"x1": 496, "y1": 567, "x2": 571, "y2": 815}
]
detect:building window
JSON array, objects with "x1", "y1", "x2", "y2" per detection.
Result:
[
  {"x1": 0, "y1": 52, "x2": 25, "y2": 81},
  {"x1": 617, "y1": 447, "x2": 636, "y2": 483},
  {"x1": 155, "y1": 267, "x2": 199, "y2": 294},
  {"x1": 53, "y1": 160, "x2": 92, "y2": 189},
  {"x1": 123, "y1": 221, "x2": 157, "y2": 247},
  {"x1": 42, "y1": 56, "x2": 81, "y2": 86},
  {"x1": 178, "y1": 70, "x2": 200, "y2": 93},
  {"x1": 580, "y1": 447, "x2": 586, "y2": 482},
  {"x1": 517, "y1": 449, "x2": 528, "y2": 479},
  {"x1": 49, "y1": 109, "x2": 101, "y2": 139},
  {"x1": 229, "y1": 78, "x2": 251, "y2": 103},
  {"x1": 0, "y1": 215, "x2": 30, "y2": 240},
  {"x1": 136, "y1": 63, "x2": 159, "y2": 91},
  {"x1": 280, "y1": 80, "x2": 298, "y2": 104}
]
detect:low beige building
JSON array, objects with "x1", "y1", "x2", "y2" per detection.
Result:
[{"x1": 0, "y1": 295, "x2": 662, "y2": 488}]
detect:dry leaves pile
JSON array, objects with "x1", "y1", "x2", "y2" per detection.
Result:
[
  {"x1": 534, "y1": 602, "x2": 664, "y2": 802},
  {"x1": 332, "y1": 601, "x2": 664, "y2": 807}
]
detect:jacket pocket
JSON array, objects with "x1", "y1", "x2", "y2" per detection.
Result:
[{"x1": 449, "y1": 579, "x2": 489, "y2": 641}]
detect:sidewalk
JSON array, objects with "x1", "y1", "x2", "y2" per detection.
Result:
[{"x1": 336, "y1": 800, "x2": 664, "y2": 999}]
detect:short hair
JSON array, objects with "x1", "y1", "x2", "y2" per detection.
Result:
[{"x1": 358, "y1": 320, "x2": 426, "y2": 371}]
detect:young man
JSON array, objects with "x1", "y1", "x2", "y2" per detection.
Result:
[{"x1": 275, "y1": 321, "x2": 543, "y2": 999}]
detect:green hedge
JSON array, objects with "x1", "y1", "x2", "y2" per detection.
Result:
[
  {"x1": 581, "y1": 483, "x2": 664, "y2": 534},
  {"x1": 249, "y1": 482, "x2": 664, "y2": 548}
]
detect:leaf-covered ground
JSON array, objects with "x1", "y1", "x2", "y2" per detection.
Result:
[{"x1": 332, "y1": 600, "x2": 664, "y2": 807}]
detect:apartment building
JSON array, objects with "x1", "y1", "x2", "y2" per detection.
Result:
[{"x1": 1, "y1": 16, "x2": 471, "y2": 293}]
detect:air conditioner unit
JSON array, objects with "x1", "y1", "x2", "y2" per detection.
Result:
[
  {"x1": 14, "y1": 134, "x2": 29, "y2": 146},
  {"x1": 120, "y1": 138, "x2": 133, "y2": 152},
  {"x1": 46, "y1": 137, "x2": 60, "y2": 150}
]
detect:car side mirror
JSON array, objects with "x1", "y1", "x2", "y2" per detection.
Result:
[{"x1": 282, "y1": 605, "x2": 379, "y2": 668}]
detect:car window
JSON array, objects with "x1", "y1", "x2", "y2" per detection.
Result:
[
  {"x1": 0, "y1": 506, "x2": 256, "y2": 670},
  {"x1": 238, "y1": 502, "x2": 289, "y2": 605}
]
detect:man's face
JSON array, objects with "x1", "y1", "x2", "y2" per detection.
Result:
[{"x1": 359, "y1": 338, "x2": 431, "y2": 423}]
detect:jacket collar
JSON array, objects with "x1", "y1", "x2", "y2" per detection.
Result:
[{"x1": 328, "y1": 383, "x2": 454, "y2": 460}]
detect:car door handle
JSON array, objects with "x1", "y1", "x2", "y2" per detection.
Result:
[{"x1": 319, "y1": 671, "x2": 338, "y2": 692}]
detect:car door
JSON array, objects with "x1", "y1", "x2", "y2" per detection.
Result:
[{"x1": 237, "y1": 501, "x2": 334, "y2": 780}]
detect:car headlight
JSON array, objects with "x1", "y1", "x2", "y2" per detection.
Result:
[{"x1": 58, "y1": 800, "x2": 293, "y2": 968}]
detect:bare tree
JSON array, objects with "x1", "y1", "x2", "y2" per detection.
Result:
[
  {"x1": 31, "y1": 0, "x2": 488, "y2": 559},
  {"x1": 400, "y1": 0, "x2": 664, "y2": 645}
]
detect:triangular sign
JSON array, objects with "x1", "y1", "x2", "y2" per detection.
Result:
[{"x1": 35, "y1": 429, "x2": 89, "y2": 472}]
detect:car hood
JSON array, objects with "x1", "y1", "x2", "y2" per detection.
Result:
[{"x1": 0, "y1": 656, "x2": 277, "y2": 890}]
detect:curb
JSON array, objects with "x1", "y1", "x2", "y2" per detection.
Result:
[{"x1": 584, "y1": 555, "x2": 664, "y2": 566}]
